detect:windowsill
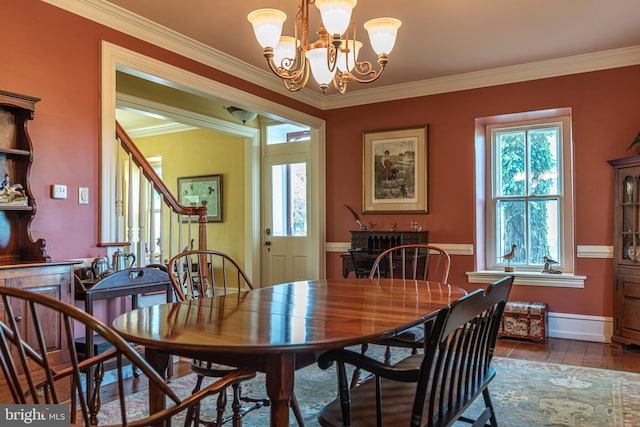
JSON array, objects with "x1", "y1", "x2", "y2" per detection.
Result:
[{"x1": 467, "y1": 270, "x2": 586, "y2": 288}]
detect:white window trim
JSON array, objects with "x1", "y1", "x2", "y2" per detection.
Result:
[
  {"x1": 473, "y1": 109, "x2": 583, "y2": 288},
  {"x1": 486, "y1": 116, "x2": 574, "y2": 272},
  {"x1": 467, "y1": 270, "x2": 585, "y2": 288}
]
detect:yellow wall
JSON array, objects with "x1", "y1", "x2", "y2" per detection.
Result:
[
  {"x1": 135, "y1": 128, "x2": 246, "y2": 265},
  {"x1": 117, "y1": 72, "x2": 259, "y2": 127}
]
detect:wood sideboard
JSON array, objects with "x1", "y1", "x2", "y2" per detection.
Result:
[
  {"x1": 0, "y1": 262, "x2": 75, "y2": 371},
  {"x1": 342, "y1": 230, "x2": 428, "y2": 278}
]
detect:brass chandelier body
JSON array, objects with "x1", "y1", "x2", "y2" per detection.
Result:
[{"x1": 248, "y1": 0, "x2": 401, "y2": 94}]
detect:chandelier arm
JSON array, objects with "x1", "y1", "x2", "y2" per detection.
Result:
[
  {"x1": 346, "y1": 55, "x2": 389, "y2": 83},
  {"x1": 283, "y1": 61, "x2": 311, "y2": 92},
  {"x1": 333, "y1": 72, "x2": 348, "y2": 94},
  {"x1": 265, "y1": 51, "x2": 308, "y2": 81},
  {"x1": 326, "y1": 43, "x2": 339, "y2": 73}
]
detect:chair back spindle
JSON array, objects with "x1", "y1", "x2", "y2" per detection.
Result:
[
  {"x1": 0, "y1": 286, "x2": 253, "y2": 427},
  {"x1": 317, "y1": 275, "x2": 514, "y2": 427},
  {"x1": 369, "y1": 244, "x2": 451, "y2": 282},
  {"x1": 168, "y1": 249, "x2": 254, "y2": 301}
]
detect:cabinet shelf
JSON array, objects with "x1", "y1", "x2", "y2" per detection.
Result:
[
  {"x1": 0, "y1": 205, "x2": 33, "y2": 212},
  {"x1": 0, "y1": 89, "x2": 47, "y2": 264},
  {"x1": 0, "y1": 148, "x2": 30, "y2": 156}
]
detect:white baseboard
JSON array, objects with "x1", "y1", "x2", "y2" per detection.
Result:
[{"x1": 547, "y1": 312, "x2": 613, "y2": 343}]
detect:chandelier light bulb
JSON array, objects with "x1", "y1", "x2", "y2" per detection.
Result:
[
  {"x1": 337, "y1": 39, "x2": 362, "y2": 72},
  {"x1": 306, "y1": 47, "x2": 337, "y2": 90},
  {"x1": 247, "y1": 9, "x2": 287, "y2": 48},
  {"x1": 315, "y1": 0, "x2": 357, "y2": 36},
  {"x1": 364, "y1": 17, "x2": 402, "y2": 55},
  {"x1": 273, "y1": 36, "x2": 298, "y2": 70}
]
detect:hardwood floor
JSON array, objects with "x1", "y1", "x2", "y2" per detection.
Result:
[
  {"x1": 494, "y1": 337, "x2": 640, "y2": 373},
  {"x1": 102, "y1": 338, "x2": 640, "y2": 404},
  {"x1": 2, "y1": 338, "x2": 639, "y2": 405}
]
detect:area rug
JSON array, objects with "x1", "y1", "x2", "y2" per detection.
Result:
[{"x1": 98, "y1": 346, "x2": 640, "y2": 426}]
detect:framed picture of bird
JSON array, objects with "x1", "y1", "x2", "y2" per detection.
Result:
[
  {"x1": 362, "y1": 125, "x2": 428, "y2": 214},
  {"x1": 177, "y1": 174, "x2": 223, "y2": 222}
]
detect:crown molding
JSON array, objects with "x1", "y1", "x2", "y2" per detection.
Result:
[
  {"x1": 42, "y1": 0, "x2": 323, "y2": 109},
  {"x1": 43, "y1": 0, "x2": 640, "y2": 111},
  {"x1": 320, "y1": 46, "x2": 640, "y2": 109},
  {"x1": 123, "y1": 121, "x2": 196, "y2": 139}
]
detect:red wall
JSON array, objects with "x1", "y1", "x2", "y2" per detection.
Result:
[
  {"x1": 1, "y1": 0, "x2": 320, "y2": 260},
  {"x1": 3, "y1": 1, "x2": 640, "y2": 318},
  {"x1": 325, "y1": 67, "x2": 640, "y2": 317}
]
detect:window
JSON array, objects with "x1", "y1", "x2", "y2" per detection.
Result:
[
  {"x1": 271, "y1": 162, "x2": 307, "y2": 237},
  {"x1": 486, "y1": 115, "x2": 573, "y2": 272},
  {"x1": 266, "y1": 123, "x2": 310, "y2": 145}
]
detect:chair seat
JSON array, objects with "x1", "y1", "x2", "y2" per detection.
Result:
[
  {"x1": 190, "y1": 359, "x2": 253, "y2": 378},
  {"x1": 393, "y1": 325, "x2": 424, "y2": 343},
  {"x1": 319, "y1": 354, "x2": 497, "y2": 427}
]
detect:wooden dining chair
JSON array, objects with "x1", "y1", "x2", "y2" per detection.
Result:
[
  {"x1": 368, "y1": 244, "x2": 451, "y2": 362},
  {"x1": 0, "y1": 285, "x2": 254, "y2": 427},
  {"x1": 317, "y1": 275, "x2": 514, "y2": 427},
  {"x1": 348, "y1": 249, "x2": 379, "y2": 278},
  {"x1": 168, "y1": 249, "x2": 305, "y2": 427}
]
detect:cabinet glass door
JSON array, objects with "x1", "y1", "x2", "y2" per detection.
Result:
[{"x1": 622, "y1": 174, "x2": 639, "y2": 263}]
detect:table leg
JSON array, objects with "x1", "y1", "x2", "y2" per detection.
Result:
[
  {"x1": 145, "y1": 348, "x2": 171, "y2": 427},
  {"x1": 265, "y1": 353, "x2": 295, "y2": 427}
]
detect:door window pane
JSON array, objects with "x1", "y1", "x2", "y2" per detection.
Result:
[
  {"x1": 266, "y1": 123, "x2": 310, "y2": 145},
  {"x1": 272, "y1": 162, "x2": 307, "y2": 236}
]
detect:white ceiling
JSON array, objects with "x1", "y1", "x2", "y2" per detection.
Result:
[{"x1": 102, "y1": 0, "x2": 640, "y2": 96}]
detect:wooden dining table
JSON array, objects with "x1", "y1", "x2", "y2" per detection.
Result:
[{"x1": 111, "y1": 277, "x2": 467, "y2": 427}]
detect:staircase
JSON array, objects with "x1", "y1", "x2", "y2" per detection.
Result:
[{"x1": 111, "y1": 121, "x2": 207, "y2": 265}]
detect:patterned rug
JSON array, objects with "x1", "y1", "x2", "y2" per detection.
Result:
[{"x1": 98, "y1": 345, "x2": 640, "y2": 427}]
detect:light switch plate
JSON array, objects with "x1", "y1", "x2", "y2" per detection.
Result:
[
  {"x1": 51, "y1": 184, "x2": 67, "y2": 199},
  {"x1": 79, "y1": 187, "x2": 89, "y2": 205}
]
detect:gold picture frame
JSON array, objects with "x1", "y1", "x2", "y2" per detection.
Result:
[
  {"x1": 362, "y1": 125, "x2": 428, "y2": 214},
  {"x1": 177, "y1": 174, "x2": 223, "y2": 222}
]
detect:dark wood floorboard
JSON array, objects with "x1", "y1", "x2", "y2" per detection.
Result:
[
  {"x1": 2, "y1": 338, "x2": 640, "y2": 406},
  {"x1": 94, "y1": 338, "x2": 640, "y2": 406},
  {"x1": 495, "y1": 337, "x2": 640, "y2": 373}
]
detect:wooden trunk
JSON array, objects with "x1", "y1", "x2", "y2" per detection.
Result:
[{"x1": 499, "y1": 301, "x2": 548, "y2": 343}]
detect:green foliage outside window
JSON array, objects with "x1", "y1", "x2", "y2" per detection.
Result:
[{"x1": 496, "y1": 127, "x2": 559, "y2": 266}]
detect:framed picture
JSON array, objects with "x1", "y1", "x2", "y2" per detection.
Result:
[
  {"x1": 177, "y1": 174, "x2": 223, "y2": 222},
  {"x1": 362, "y1": 125, "x2": 428, "y2": 214}
]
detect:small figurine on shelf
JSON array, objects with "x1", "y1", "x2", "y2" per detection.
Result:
[
  {"x1": 625, "y1": 130, "x2": 640, "y2": 153},
  {"x1": 344, "y1": 204, "x2": 366, "y2": 231},
  {"x1": 542, "y1": 256, "x2": 562, "y2": 274},
  {"x1": 0, "y1": 183, "x2": 27, "y2": 205},
  {"x1": 1, "y1": 173, "x2": 10, "y2": 190},
  {"x1": 500, "y1": 244, "x2": 517, "y2": 272}
]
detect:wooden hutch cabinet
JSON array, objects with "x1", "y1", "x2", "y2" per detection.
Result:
[
  {"x1": 342, "y1": 230, "x2": 429, "y2": 277},
  {"x1": 0, "y1": 90, "x2": 74, "y2": 369},
  {"x1": 608, "y1": 155, "x2": 640, "y2": 347}
]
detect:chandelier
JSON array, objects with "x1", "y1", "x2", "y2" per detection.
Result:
[{"x1": 247, "y1": 0, "x2": 401, "y2": 94}]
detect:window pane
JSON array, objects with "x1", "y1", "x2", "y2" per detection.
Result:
[
  {"x1": 496, "y1": 131, "x2": 526, "y2": 197},
  {"x1": 496, "y1": 199, "x2": 526, "y2": 263},
  {"x1": 272, "y1": 162, "x2": 307, "y2": 236},
  {"x1": 266, "y1": 123, "x2": 310, "y2": 145},
  {"x1": 529, "y1": 198, "x2": 559, "y2": 264},
  {"x1": 529, "y1": 128, "x2": 559, "y2": 196}
]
